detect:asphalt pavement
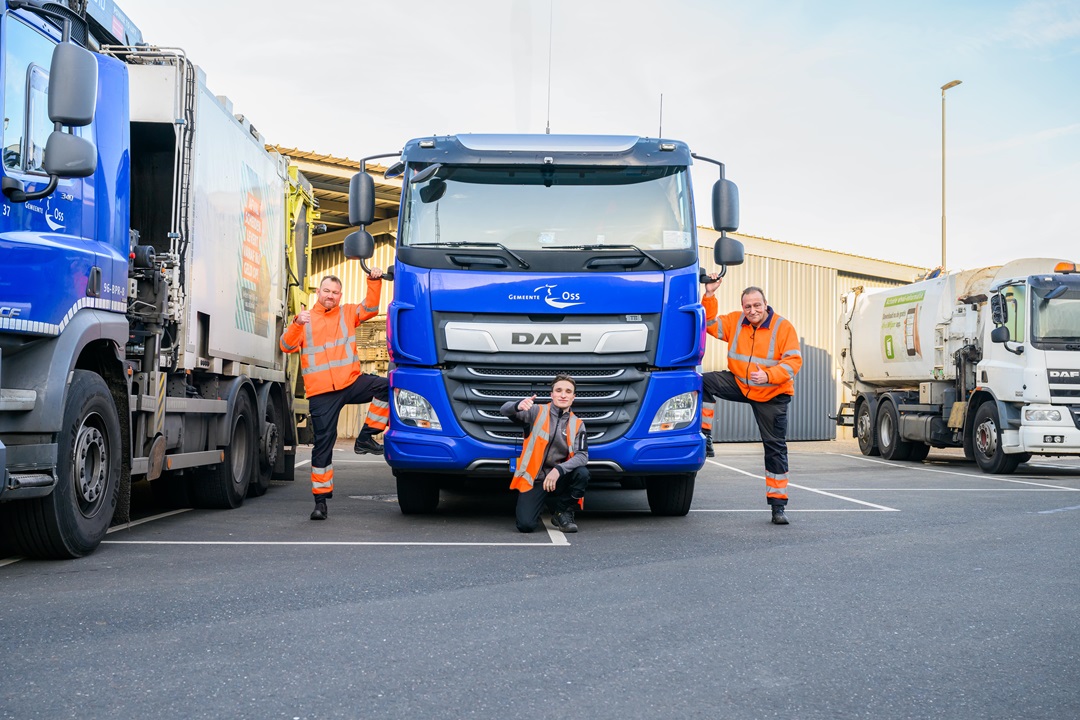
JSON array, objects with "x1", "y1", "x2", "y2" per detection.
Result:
[{"x1": 2, "y1": 439, "x2": 1078, "y2": 719}]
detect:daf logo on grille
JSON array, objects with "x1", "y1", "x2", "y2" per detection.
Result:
[
  {"x1": 511, "y1": 332, "x2": 582, "y2": 346},
  {"x1": 1049, "y1": 369, "x2": 1080, "y2": 383}
]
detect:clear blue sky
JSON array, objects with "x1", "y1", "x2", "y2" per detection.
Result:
[{"x1": 121, "y1": 0, "x2": 1080, "y2": 271}]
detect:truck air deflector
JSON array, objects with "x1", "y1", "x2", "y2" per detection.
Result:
[{"x1": 401, "y1": 135, "x2": 693, "y2": 167}]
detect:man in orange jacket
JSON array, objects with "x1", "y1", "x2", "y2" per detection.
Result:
[
  {"x1": 501, "y1": 374, "x2": 589, "y2": 533},
  {"x1": 280, "y1": 271, "x2": 389, "y2": 520},
  {"x1": 702, "y1": 275, "x2": 802, "y2": 525}
]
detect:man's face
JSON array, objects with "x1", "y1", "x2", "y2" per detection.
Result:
[
  {"x1": 550, "y1": 380, "x2": 575, "y2": 409},
  {"x1": 742, "y1": 291, "x2": 767, "y2": 327},
  {"x1": 317, "y1": 280, "x2": 342, "y2": 310}
]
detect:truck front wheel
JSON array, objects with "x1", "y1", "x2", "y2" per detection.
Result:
[
  {"x1": 395, "y1": 472, "x2": 440, "y2": 514},
  {"x1": 192, "y1": 392, "x2": 257, "y2": 508},
  {"x1": 646, "y1": 473, "x2": 696, "y2": 516},
  {"x1": 856, "y1": 400, "x2": 880, "y2": 456},
  {"x1": 876, "y1": 401, "x2": 912, "y2": 461},
  {"x1": 972, "y1": 402, "x2": 1020, "y2": 475},
  {"x1": 1, "y1": 371, "x2": 121, "y2": 559}
]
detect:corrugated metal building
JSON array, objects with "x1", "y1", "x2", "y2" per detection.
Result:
[
  {"x1": 697, "y1": 231, "x2": 924, "y2": 442},
  {"x1": 280, "y1": 146, "x2": 928, "y2": 442}
]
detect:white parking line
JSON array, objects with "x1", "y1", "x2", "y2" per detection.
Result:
[
  {"x1": 1037, "y1": 504, "x2": 1080, "y2": 515},
  {"x1": 837, "y1": 453, "x2": 1079, "y2": 490},
  {"x1": 102, "y1": 540, "x2": 565, "y2": 547},
  {"x1": 706, "y1": 460, "x2": 899, "y2": 511},
  {"x1": 691, "y1": 509, "x2": 893, "y2": 513},
  {"x1": 816, "y1": 487, "x2": 1078, "y2": 492},
  {"x1": 108, "y1": 509, "x2": 191, "y2": 532}
]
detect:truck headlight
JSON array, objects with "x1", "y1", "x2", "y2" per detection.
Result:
[
  {"x1": 393, "y1": 388, "x2": 442, "y2": 430},
  {"x1": 1024, "y1": 408, "x2": 1061, "y2": 422},
  {"x1": 650, "y1": 391, "x2": 698, "y2": 432}
]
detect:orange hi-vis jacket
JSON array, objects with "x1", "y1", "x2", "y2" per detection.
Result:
[
  {"x1": 279, "y1": 278, "x2": 382, "y2": 398},
  {"x1": 510, "y1": 404, "x2": 585, "y2": 493},
  {"x1": 702, "y1": 295, "x2": 802, "y2": 402}
]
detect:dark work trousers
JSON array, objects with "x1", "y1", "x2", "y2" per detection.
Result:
[
  {"x1": 516, "y1": 466, "x2": 590, "y2": 532},
  {"x1": 702, "y1": 370, "x2": 792, "y2": 506},
  {"x1": 307, "y1": 373, "x2": 389, "y2": 499}
]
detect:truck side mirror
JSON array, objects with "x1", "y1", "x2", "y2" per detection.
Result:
[
  {"x1": 714, "y1": 234, "x2": 744, "y2": 267},
  {"x1": 990, "y1": 326, "x2": 1010, "y2": 344},
  {"x1": 48, "y1": 43, "x2": 97, "y2": 127},
  {"x1": 43, "y1": 131, "x2": 96, "y2": 177},
  {"x1": 712, "y1": 178, "x2": 739, "y2": 232},
  {"x1": 344, "y1": 230, "x2": 375, "y2": 260},
  {"x1": 348, "y1": 172, "x2": 375, "y2": 227},
  {"x1": 990, "y1": 294, "x2": 1007, "y2": 325}
]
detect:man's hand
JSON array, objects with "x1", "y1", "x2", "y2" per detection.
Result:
[
  {"x1": 518, "y1": 394, "x2": 536, "y2": 412},
  {"x1": 369, "y1": 266, "x2": 384, "y2": 280},
  {"x1": 295, "y1": 310, "x2": 311, "y2": 325},
  {"x1": 542, "y1": 468, "x2": 559, "y2": 492},
  {"x1": 704, "y1": 273, "x2": 723, "y2": 297},
  {"x1": 749, "y1": 364, "x2": 768, "y2": 384}
]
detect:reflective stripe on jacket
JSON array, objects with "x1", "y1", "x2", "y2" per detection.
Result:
[
  {"x1": 702, "y1": 295, "x2": 802, "y2": 402},
  {"x1": 279, "y1": 278, "x2": 382, "y2": 397},
  {"x1": 506, "y1": 403, "x2": 585, "y2": 493}
]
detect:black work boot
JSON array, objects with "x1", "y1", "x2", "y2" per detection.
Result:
[
  {"x1": 353, "y1": 433, "x2": 385, "y2": 455},
  {"x1": 771, "y1": 505, "x2": 789, "y2": 525},
  {"x1": 704, "y1": 432, "x2": 715, "y2": 458},
  {"x1": 551, "y1": 510, "x2": 579, "y2": 533},
  {"x1": 310, "y1": 499, "x2": 328, "y2": 521}
]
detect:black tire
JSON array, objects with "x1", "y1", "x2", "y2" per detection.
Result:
[
  {"x1": 249, "y1": 395, "x2": 282, "y2": 498},
  {"x1": 906, "y1": 442, "x2": 930, "y2": 462},
  {"x1": 0, "y1": 371, "x2": 121, "y2": 559},
  {"x1": 972, "y1": 402, "x2": 1020, "y2": 475},
  {"x1": 395, "y1": 472, "x2": 440, "y2": 514},
  {"x1": 191, "y1": 391, "x2": 257, "y2": 508},
  {"x1": 151, "y1": 470, "x2": 193, "y2": 509},
  {"x1": 856, "y1": 400, "x2": 880, "y2": 456},
  {"x1": 646, "y1": 473, "x2": 696, "y2": 516},
  {"x1": 876, "y1": 401, "x2": 912, "y2": 461}
]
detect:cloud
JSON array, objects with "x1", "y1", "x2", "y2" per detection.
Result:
[
  {"x1": 990, "y1": 0, "x2": 1080, "y2": 49},
  {"x1": 961, "y1": 122, "x2": 1080, "y2": 156}
]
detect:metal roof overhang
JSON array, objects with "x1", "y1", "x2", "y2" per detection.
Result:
[{"x1": 268, "y1": 145, "x2": 402, "y2": 248}]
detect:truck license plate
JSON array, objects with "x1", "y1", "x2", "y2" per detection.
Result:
[{"x1": 1044, "y1": 435, "x2": 1065, "y2": 444}]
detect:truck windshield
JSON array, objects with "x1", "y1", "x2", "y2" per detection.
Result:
[
  {"x1": 1030, "y1": 277, "x2": 1080, "y2": 349},
  {"x1": 399, "y1": 164, "x2": 693, "y2": 253}
]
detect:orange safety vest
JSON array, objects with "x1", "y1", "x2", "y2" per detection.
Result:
[
  {"x1": 702, "y1": 295, "x2": 802, "y2": 402},
  {"x1": 510, "y1": 404, "x2": 583, "y2": 493},
  {"x1": 280, "y1": 279, "x2": 382, "y2": 397}
]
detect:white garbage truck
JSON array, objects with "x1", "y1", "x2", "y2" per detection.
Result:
[{"x1": 836, "y1": 258, "x2": 1080, "y2": 473}]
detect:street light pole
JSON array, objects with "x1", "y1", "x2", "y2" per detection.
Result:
[{"x1": 941, "y1": 79, "x2": 962, "y2": 270}]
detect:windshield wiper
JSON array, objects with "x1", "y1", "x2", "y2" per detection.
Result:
[
  {"x1": 409, "y1": 241, "x2": 529, "y2": 269},
  {"x1": 550, "y1": 244, "x2": 668, "y2": 270}
]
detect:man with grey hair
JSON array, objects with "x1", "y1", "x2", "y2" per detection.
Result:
[{"x1": 701, "y1": 275, "x2": 802, "y2": 525}]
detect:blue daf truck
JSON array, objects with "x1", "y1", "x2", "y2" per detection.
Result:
[{"x1": 345, "y1": 134, "x2": 744, "y2": 515}]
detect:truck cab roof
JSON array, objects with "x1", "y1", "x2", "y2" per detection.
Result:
[{"x1": 400, "y1": 134, "x2": 693, "y2": 167}]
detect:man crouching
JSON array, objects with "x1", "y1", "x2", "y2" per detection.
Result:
[{"x1": 501, "y1": 374, "x2": 589, "y2": 533}]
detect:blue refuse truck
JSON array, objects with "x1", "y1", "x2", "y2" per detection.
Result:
[
  {"x1": 0, "y1": 1, "x2": 310, "y2": 558},
  {"x1": 343, "y1": 134, "x2": 744, "y2": 515}
]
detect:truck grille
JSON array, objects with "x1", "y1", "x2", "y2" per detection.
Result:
[
  {"x1": 1070, "y1": 406, "x2": 1080, "y2": 430},
  {"x1": 444, "y1": 364, "x2": 648, "y2": 445}
]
